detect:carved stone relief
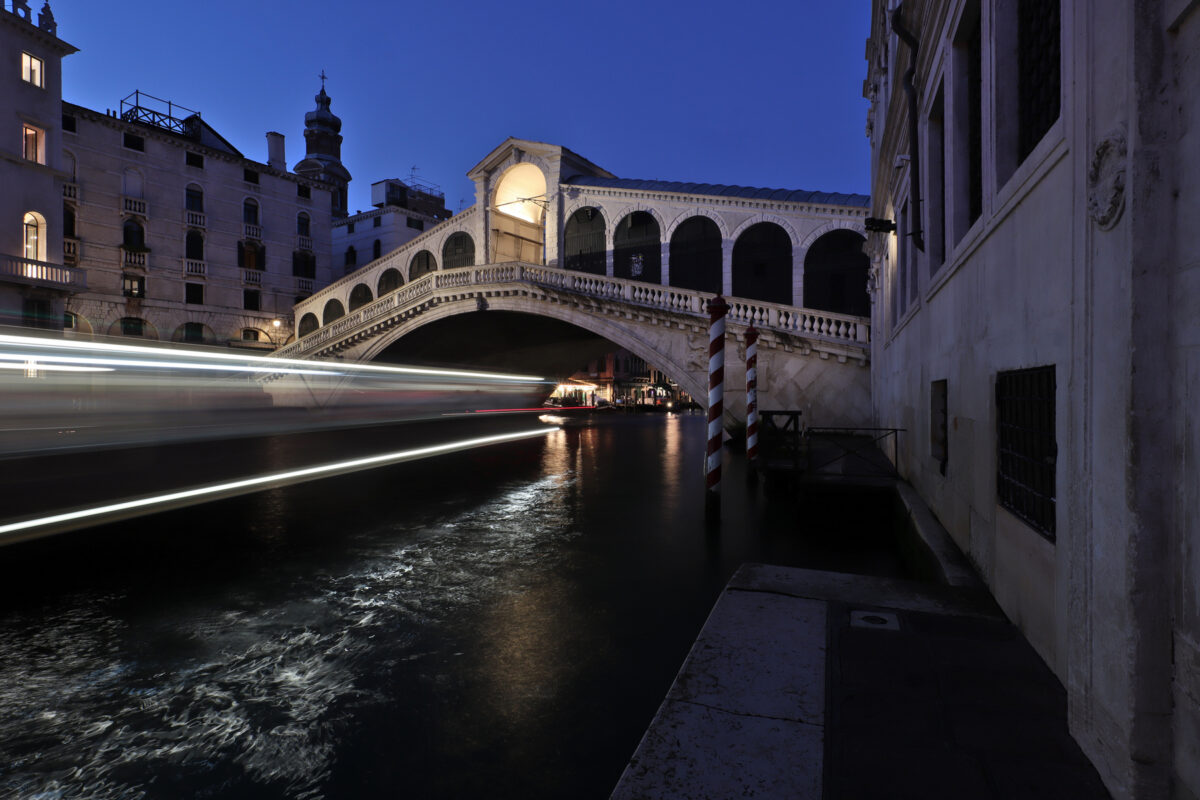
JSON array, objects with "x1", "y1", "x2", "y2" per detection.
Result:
[{"x1": 1087, "y1": 125, "x2": 1127, "y2": 230}]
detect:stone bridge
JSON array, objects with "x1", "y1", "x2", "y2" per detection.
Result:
[{"x1": 270, "y1": 262, "x2": 872, "y2": 428}]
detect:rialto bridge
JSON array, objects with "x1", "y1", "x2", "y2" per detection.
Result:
[{"x1": 274, "y1": 139, "x2": 874, "y2": 427}]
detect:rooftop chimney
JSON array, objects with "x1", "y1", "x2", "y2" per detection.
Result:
[{"x1": 266, "y1": 132, "x2": 286, "y2": 171}]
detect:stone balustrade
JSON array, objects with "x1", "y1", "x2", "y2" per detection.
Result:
[
  {"x1": 1, "y1": 255, "x2": 87, "y2": 290},
  {"x1": 184, "y1": 259, "x2": 206, "y2": 277},
  {"x1": 185, "y1": 210, "x2": 206, "y2": 228}
]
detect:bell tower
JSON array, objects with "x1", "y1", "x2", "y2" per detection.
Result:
[{"x1": 293, "y1": 73, "x2": 352, "y2": 218}]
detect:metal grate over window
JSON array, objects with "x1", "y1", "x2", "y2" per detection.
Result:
[
  {"x1": 996, "y1": 365, "x2": 1057, "y2": 539},
  {"x1": 1017, "y1": 0, "x2": 1061, "y2": 162},
  {"x1": 966, "y1": 14, "x2": 983, "y2": 226}
]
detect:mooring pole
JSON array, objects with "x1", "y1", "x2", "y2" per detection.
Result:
[
  {"x1": 745, "y1": 324, "x2": 759, "y2": 481},
  {"x1": 706, "y1": 295, "x2": 728, "y2": 515}
]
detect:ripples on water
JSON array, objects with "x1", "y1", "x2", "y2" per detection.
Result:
[{"x1": 0, "y1": 426, "x2": 587, "y2": 799}]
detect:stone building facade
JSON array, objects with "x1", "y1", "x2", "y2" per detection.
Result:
[
  {"x1": 864, "y1": 1, "x2": 1200, "y2": 797},
  {"x1": 332, "y1": 178, "x2": 451, "y2": 277}
]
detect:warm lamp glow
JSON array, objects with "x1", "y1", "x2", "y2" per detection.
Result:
[{"x1": 492, "y1": 163, "x2": 547, "y2": 224}]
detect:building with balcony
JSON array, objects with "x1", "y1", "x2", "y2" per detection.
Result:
[
  {"x1": 0, "y1": 1, "x2": 85, "y2": 328},
  {"x1": 864, "y1": 2, "x2": 1200, "y2": 797}
]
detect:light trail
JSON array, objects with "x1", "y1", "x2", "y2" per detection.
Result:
[
  {"x1": 0, "y1": 362, "x2": 113, "y2": 373},
  {"x1": 0, "y1": 353, "x2": 340, "y2": 376},
  {"x1": 0, "y1": 426, "x2": 559, "y2": 545},
  {"x1": 0, "y1": 333, "x2": 547, "y2": 383}
]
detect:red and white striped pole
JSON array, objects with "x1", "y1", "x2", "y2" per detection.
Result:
[
  {"x1": 706, "y1": 295, "x2": 729, "y2": 509},
  {"x1": 745, "y1": 325, "x2": 759, "y2": 477}
]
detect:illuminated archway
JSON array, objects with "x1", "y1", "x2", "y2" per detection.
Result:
[{"x1": 491, "y1": 163, "x2": 546, "y2": 263}]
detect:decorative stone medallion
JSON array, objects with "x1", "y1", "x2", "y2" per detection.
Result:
[{"x1": 1087, "y1": 126, "x2": 1127, "y2": 230}]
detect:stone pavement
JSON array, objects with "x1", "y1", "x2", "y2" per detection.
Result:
[{"x1": 611, "y1": 562, "x2": 1112, "y2": 799}]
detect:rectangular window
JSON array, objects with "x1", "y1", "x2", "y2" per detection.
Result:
[
  {"x1": 22, "y1": 298, "x2": 53, "y2": 330},
  {"x1": 123, "y1": 132, "x2": 144, "y2": 152},
  {"x1": 951, "y1": 2, "x2": 983, "y2": 242},
  {"x1": 928, "y1": 83, "x2": 947, "y2": 273},
  {"x1": 123, "y1": 274, "x2": 146, "y2": 298},
  {"x1": 62, "y1": 114, "x2": 76, "y2": 133},
  {"x1": 996, "y1": 365, "x2": 1057, "y2": 539},
  {"x1": 242, "y1": 329, "x2": 261, "y2": 342},
  {"x1": 186, "y1": 187, "x2": 204, "y2": 212},
  {"x1": 186, "y1": 151, "x2": 204, "y2": 169},
  {"x1": 121, "y1": 317, "x2": 144, "y2": 336},
  {"x1": 297, "y1": 184, "x2": 311, "y2": 199},
  {"x1": 183, "y1": 322, "x2": 204, "y2": 342},
  {"x1": 1017, "y1": 0, "x2": 1061, "y2": 162},
  {"x1": 244, "y1": 168, "x2": 259, "y2": 184},
  {"x1": 22, "y1": 124, "x2": 43, "y2": 163},
  {"x1": 373, "y1": 216, "x2": 382, "y2": 228},
  {"x1": 185, "y1": 283, "x2": 204, "y2": 305},
  {"x1": 347, "y1": 222, "x2": 355, "y2": 234},
  {"x1": 931, "y1": 379, "x2": 948, "y2": 474},
  {"x1": 243, "y1": 289, "x2": 260, "y2": 311},
  {"x1": 407, "y1": 217, "x2": 424, "y2": 231},
  {"x1": 21, "y1": 53, "x2": 44, "y2": 88},
  {"x1": 896, "y1": 201, "x2": 909, "y2": 320}
]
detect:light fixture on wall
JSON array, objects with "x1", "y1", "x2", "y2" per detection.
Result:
[{"x1": 865, "y1": 217, "x2": 897, "y2": 233}]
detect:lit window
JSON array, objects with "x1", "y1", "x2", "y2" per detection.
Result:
[
  {"x1": 123, "y1": 275, "x2": 146, "y2": 298},
  {"x1": 22, "y1": 124, "x2": 43, "y2": 163},
  {"x1": 23, "y1": 212, "x2": 42, "y2": 260},
  {"x1": 21, "y1": 53, "x2": 44, "y2": 88}
]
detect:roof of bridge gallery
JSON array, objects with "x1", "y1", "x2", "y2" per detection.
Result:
[{"x1": 563, "y1": 175, "x2": 870, "y2": 207}]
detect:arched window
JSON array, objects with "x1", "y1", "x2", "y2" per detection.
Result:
[
  {"x1": 344, "y1": 246, "x2": 357, "y2": 269},
  {"x1": 185, "y1": 184, "x2": 204, "y2": 213},
  {"x1": 186, "y1": 230, "x2": 204, "y2": 261},
  {"x1": 122, "y1": 168, "x2": 143, "y2": 198},
  {"x1": 442, "y1": 232, "x2": 475, "y2": 270},
  {"x1": 298, "y1": 313, "x2": 319, "y2": 337},
  {"x1": 803, "y1": 230, "x2": 870, "y2": 316},
  {"x1": 243, "y1": 199, "x2": 259, "y2": 225},
  {"x1": 373, "y1": 239, "x2": 382, "y2": 261},
  {"x1": 410, "y1": 250, "x2": 436, "y2": 280},
  {"x1": 292, "y1": 250, "x2": 316, "y2": 279},
  {"x1": 669, "y1": 216, "x2": 722, "y2": 294},
  {"x1": 238, "y1": 240, "x2": 264, "y2": 270},
  {"x1": 377, "y1": 268, "x2": 402, "y2": 296},
  {"x1": 322, "y1": 299, "x2": 345, "y2": 325},
  {"x1": 23, "y1": 211, "x2": 45, "y2": 261},
  {"x1": 348, "y1": 283, "x2": 373, "y2": 311},
  {"x1": 122, "y1": 218, "x2": 146, "y2": 250},
  {"x1": 297, "y1": 212, "x2": 311, "y2": 237},
  {"x1": 614, "y1": 211, "x2": 661, "y2": 283},
  {"x1": 63, "y1": 150, "x2": 76, "y2": 181},
  {"x1": 563, "y1": 207, "x2": 606, "y2": 274},
  {"x1": 732, "y1": 222, "x2": 792, "y2": 304}
]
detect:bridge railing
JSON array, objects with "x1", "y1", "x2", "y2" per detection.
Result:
[{"x1": 274, "y1": 262, "x2": 870, "y2": 360}]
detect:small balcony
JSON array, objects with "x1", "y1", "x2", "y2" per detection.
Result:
[
  {"x1": 122, "y1": 248, "x2": 147, "y2": 268},
  {"x1": 185, "y1": 210, "x2": 206, "y2": 228},
  {"x1": 63, "y1": 237, "x2": 79, "y2": 265},
  {"x1": 244, "y1": 223, "x2": 262, "y2": 240},
  {"x1": 1, "y1": 255, "x2": 87, "y2": 291},
  {"x1": 62, "y1": 182, "x2": 78, "y2": 201},
  {"x1": 123, "y1": 196, "x2": 148, "y2": 216},
  {"x1": 244, "y1": 269, "x2": 263, "y2": 285},
  {"x1": 184, "y1": 259, "x2": 206, "y2": 277},
  {"x1": 296, "y1": 277, "x2": 313, "y2": 293},
  {"x1": 298, "y1": 235, "x2": 313, "y2": 251}
]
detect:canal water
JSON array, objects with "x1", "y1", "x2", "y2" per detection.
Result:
[{"x1": 0, "y1": 412, "x2": 904, "y2": 799}]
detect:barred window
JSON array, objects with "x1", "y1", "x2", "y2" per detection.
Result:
[
  {"x1": 1017, "y1": 0, "x2": 1061, "y2": 162},
  {"x1": 996, "y1": 365, "x2": 1056, "y2": 539}
]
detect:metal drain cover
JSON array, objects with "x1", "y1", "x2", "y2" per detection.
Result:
[{"x1": 849, "y1": 610, "x2": 901, "y2": 631}]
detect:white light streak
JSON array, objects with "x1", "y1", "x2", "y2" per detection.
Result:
[
  {"x1": 0, "y1": 426, "x2": 559, "y2": 540},
  {"x1": 0, "y1": 334, "x2": 546, "y2": 383},
  {"x1": 0, "y1": 362, "x2": 113, "y2": 373},
  {"x1": 0, "y1": 352, "x2": 338, "y2": 376}
]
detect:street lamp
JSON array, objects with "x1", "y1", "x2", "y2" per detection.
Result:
[{"x1": 270, "y1": 318, "x2": 282, "y2": 347}]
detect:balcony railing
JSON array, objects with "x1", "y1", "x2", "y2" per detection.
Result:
[
  {"x1": 244, "y1": 223, "x2": 262, "y2": 240},
  {"x1": 184, "y1": 259, "x2": 206, "y2": 277},
  {"x1": 123, "y1": 196, "x2": 148, "y2": 216},
  {"x1": 62, "y1": 182, "x2": 78, "y2": 200},
  {"x1": 63, "y1": 238, "x2": 78, "y2": 264},
  {"x1": 122, "y1": 248, "x2": 147, "y2": 268},
  {"x1": 244, "y1": 269, "x2": 263, "y2": 285},
  {"x1": 1, "y1": 255, "x2": 87, "y2": 291},
  {"x1": 185, "y1": 210, "x2": 206, "y2": 228},
  {"x1": 296, "y1": 277, "x2": 313, "y2": 293},
  {"x1": 298, "y1": 235, "x2": 313, "y2": 251}
]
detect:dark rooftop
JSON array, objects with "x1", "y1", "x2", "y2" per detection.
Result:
[{"x1": 565, "y1": 175, "x2": 870, "y2": 207}]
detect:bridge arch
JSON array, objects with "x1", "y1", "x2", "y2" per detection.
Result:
[
  {"x1": 563, "y1": 206, "x2": 608, "y2": 275},
  {"x1": 348, "y1": 283, "x2": 373, "y2": 312},
  {"x1": 409, "y1": 250, "x2": 437, "y2": 282},
  {"x1": 322, "y1": 299, "x2": 345, "y2": 325},
  {"x1": 442, "y1": 231, "x2": 476, "y2": 270},
  {"x1": 803, "y1": 229, "x2": 870, "y2": 316},
  {"x1": 732, "y1": 221, "x2": 794, "y2": 305},
  {"x1": 613, "y1": 210, "x2": 662, "y2": 283},
  {"x1": 664, "y1": 207, "x2": 729, "y2": 242},
  {"x1": 668, "y1": 215, "x2": 723, "y2": 295},
  {"x1": 377, "y1": 268, "x2": 403, "y2": 296},
  {"x1": 298, "y1": 313, "x2": 319, "y2": 337}
]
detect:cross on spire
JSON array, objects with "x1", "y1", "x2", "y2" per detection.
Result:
[{"x1": 319, "y1": 70, "x2": 328, "y2": 89}]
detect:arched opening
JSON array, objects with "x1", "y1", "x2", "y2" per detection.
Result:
[
  {"x1": 297, "y1": 212, "x2": 311, "y2": 237},
  {"x1": 732, "y1": 222, "x2": 793, "y2": 304},
  {"x1": 373, "y1": 239, "x2": 382, "y2": 261},
  {"x1": 22, "y1": 211, "x2": 46, "y2": 261},
  {"x1": 122, "y1": 168, "x2": 143, "y2": 198},
  {"x1": 113, "y1": 317, "x2": 156, "y2": 339},
  {"x1": 348, "y1": 283, "x2": 373, "y2": 311},
  {"x1": 174, "y1": 322, "x2": 213, "y2": 344},
  {"x1": 243, "y1": 198, "x2": 259, "y2": 225},
  {"x1": 63, "y1": 149, "x2": 75, "y2": 181},
  {"x1": 803, "y1": 229, "x2": 870, "y2": 316},
  {"x1": 240, "y1": 328, "x2": 263, "y2": 343},
  {"x1": 614, "y1": 211, "x2": 661, "y2": 283},
  {"x1": 322, "y1": 299, "x2": 345, "y2": 325},
  {"x1": 185, "y1": 230, "x2": 204, "y2": 261},
  {"x1": 563, "y1": 207, "x2": 606, "y2": 275},
  {"x1": 442, "y1": 232, "x2": 475, "y2": 270},
  {"x1": 63, "y1": 311, "x2": 93, "y2": 336},
  {"x1": 185, "y1": 184, "x2": 204, "y2": 213},
  {"x1": 491, "y1": 162, "x2": 546, "y2": 263},
  {"x1": 238, "y1": 240, "x2": 264, "y2": 270},
  {"x1": 669, "y1": 216, "x2": 722, "y2": 294},
  {"x1": 122, "y1": 218, "x2": 146, "y2": 250},
  {"x1": 410, "y1": 250, "x2": 436, "y2": 281},
  {"x1": 298, "y1": 313, "x2": 319, "y2": 337},
  {"x1": 377, "y1": 268, "x2": 403, "y2": 296}
]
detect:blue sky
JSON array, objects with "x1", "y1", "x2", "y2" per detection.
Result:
[{"x1": 53, "y1": 0, "x2": 871, "y2": 215}]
